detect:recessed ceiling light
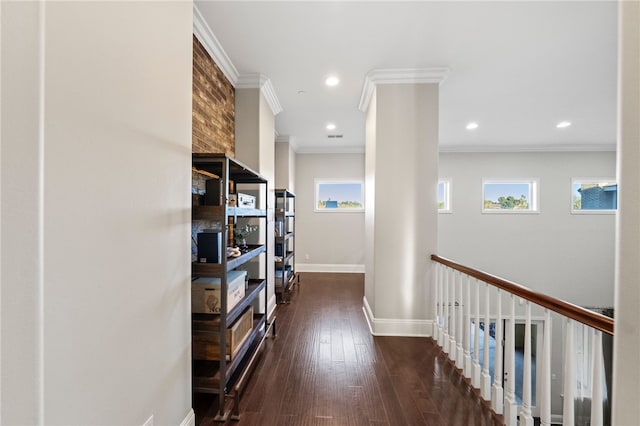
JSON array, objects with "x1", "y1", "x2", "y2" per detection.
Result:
[
  {"x1": 325, "y1": 76, "x2": 340, "y2": 87},
  {"x1": 326, "y1": 123, "x2": 336, "y2": 131},
  {"x1": 466, "y1": 122, "x2": 479, "y2": 130},
  {"x1": 556, "y1": 121, "x2": 572, "y2": 129}
]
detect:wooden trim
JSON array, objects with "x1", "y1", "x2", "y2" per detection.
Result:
[{"x1": 430, "y1": 255, "x2": 614, "y2": 335}]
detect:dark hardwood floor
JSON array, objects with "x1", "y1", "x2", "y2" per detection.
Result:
[{"x1": 194, "y1": 272, "x2": 501, "y2": 426}]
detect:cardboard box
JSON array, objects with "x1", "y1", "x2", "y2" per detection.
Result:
[
  {"x1": 192, "y1": 306, "x2": 254, "y2": 360},
  {"x1": 192, "y1": 270, "x2": 247, "y2": 314}
]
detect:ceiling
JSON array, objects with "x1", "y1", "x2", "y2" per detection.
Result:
[{"x1": 196, "y1": 1, "x2": 618, "y2": 154}]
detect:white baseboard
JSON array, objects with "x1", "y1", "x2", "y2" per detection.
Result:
[
  {"x1": 362, "y1": 297, "x2": 433, "y2": 337},
  {"x1": 180, "y1": 409, "x2": 195, "y2": 426},
  {"x1": 296, "y1": 263, "x2": 364, "y2": 273}
]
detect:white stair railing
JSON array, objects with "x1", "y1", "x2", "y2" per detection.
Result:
[{"x1": 431, "y1": 255, "x2": 614, "y2": 426}]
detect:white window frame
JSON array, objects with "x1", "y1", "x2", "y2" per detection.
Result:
[
  {"x1": 314, "y1": 179, "x2": 364, "y2": 213},
  {"x1": 570, "y1": 178, "x2": 617, "y2": 215},
  {"x1": 438, "y1": 179, "x2": 452, "y2": 213},
  {"x1": 482, "y1": 178, "x2": 539, "y2": 214}
]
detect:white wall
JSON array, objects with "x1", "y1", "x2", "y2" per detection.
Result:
[
  {"x1": 295, "y1": 153, "x2": 365, "y2": 272},
  {"x1": 613, "y1": 1, "x2": 640, "y2": 423},
  {"x1": 439, "y1": 151, "x2": 616, "y2": 307},
  {"x1": 2, "y1": 2, "x2": 193, "y2": 425},
  {"x1": 235, "y1": 87, "x2": 277, "y2": 315},
  {"x1": 275, "y1": 138, "x2": 295, "y2": 192}
]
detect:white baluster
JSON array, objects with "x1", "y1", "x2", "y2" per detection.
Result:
[
  {"x1": 519, "y1": 301, "x2": 533, "y2": 426},
  {"x1": 540, "y1": 309, "x2": 552, "y2": 426},
  {"x1": 481, "y1": 283, "x2": 492, "y2": 400},
  {"x1": 437, "y1": 265, "x2": 444, "y2": 348},
  {"x1": 443, "y1": 267, "x2": 450, "y2": 354},
  {"x1": 464, "y1": 275, "x2": 472, "y2": 377},
  {"x1": 472, "y1": 278, "x2": 481, "y2": 388},
  {"x1": 563, "y1": 319, "x2": 575, "y2": 426},
  {"x1": 504, "y1": 295, "x2": 517, "y2": 426},
  {"x1": 492, "y1": 289, "x2": 504, "y2": 415},
  {"x1": 456, "y1": 271, "x2": 464, "y2": 367},
  {"x1": 434, "y1": 264, "x2": 441, "y2": 344},
  {"x1": 591, "y1": 330, "x2": 604, "y2": 426},
  {"x1": 449, "y1": 268, "x2": 457, "y2": 362}
]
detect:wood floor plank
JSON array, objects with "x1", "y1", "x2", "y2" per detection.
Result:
[{"x1": 194, "y1": 272, "x2": 501, "y2": 426}]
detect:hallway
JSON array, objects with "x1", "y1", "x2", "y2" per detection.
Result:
[{"x1": 195, "y1": 273, "x2": 501, "y2": 425}]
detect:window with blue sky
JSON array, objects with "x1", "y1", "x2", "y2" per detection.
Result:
[
  {"x1": 482, "y1": 179, "x2": 538, "y2": 213},
  {"x1": 315, "y1": 180, "x2": 364, "y2": 212}
]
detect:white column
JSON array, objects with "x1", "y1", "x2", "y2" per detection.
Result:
[
  {"x1": 361, "y1": 71, "x2": 447, "y2": 336},
  {"x1": 540, "y1": 310, "x2": 552, "y2": 426},
  {"x1": 480, "y1": 284, "x2": 492, "y2": 400},
  {"x1": 503, "y1": 295, "x2": 517, "y2": 426},
  {"x1": 491, "y1": 289, "x2": 504, "y2": 415},
  {"x1": 519, "y1": 302, "x2": 533, "y2": 426},
  {"x1": 563, "y1": 320, "x2": 575, "y2": 426},
  {"x1": 591, "y1": 331, "x2": 604, "y2": 426},
  {"x1": 614, "y1": 3, "x2": 640, "y2": 424}
]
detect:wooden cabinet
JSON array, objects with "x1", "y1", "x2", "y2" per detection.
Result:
[
  {"x1": 274, "y1": 189, "x2": 298, "y2": 303},
  {"x1": 191, "y1": 153, "x2": 272, "y2": 421}
]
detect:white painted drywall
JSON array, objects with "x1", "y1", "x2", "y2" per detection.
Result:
[
  {"x1": 438, "y1": 151, "x2": 616, "y2": 307},
  {"x1": 235, "y1": 88, "x2": 276, "y2": 315},
  {"x1": 613, "y1": 1, "x2": 640, "y2": 423},
  {"x1": 275, "y1": 138, "x2": 295, "y2": 192},
  {"x1": 364, "y1": 83, "x2": 439, "y2": 332},
  {"x1": 2, "y1": 2, "x2": 193, "y2": 424},
  {"x1": 295, "y1": 153, "x2": 365, "y2": 271}
]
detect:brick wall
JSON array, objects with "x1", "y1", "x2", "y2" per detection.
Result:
[{"x1": 192, "y1": 35, "x2": 235, "y2": 155}]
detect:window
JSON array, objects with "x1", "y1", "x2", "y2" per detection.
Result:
[
  {"x1": 482, "y1": 179, "x2": 539, "y2": 213},
  {"x1": 438, "y1": 180, "x2": 451, "y2": 213},
  {"x1": 315, "y1": 180, "x2": 364, "y2": 212},
  {"x1": 571, "y1": 178, "x2": 617, "y2": 214}
]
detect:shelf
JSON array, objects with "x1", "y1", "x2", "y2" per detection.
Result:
[
  {"x1": 193, "y1": 153, "x2": 267, "y2": 184},
  {"x1": 192, "y1": 314, "x2": 267, "y2": 394},
  {"x1": 192, "y1": 279, "x2": 266, "y2": 330},
  {"x1": 274, "y1": 189, "x2": 295, "y2": 198},
  {"x1": 275, "y1": 232, "x2": 294, "y2": 242},
  {"x1": 193, "y1": 206, "x2": 267, "y2": 220},
  {"x1": 192, "y1": 245, "x2": 266, "y2": 275},
  {"x1": 275, "y1": 208, "x2": 294, "y2": 217},
  {"x1": 275, "y1": 251, "x2": 294, "y2": 265},
  {"x1": 275, "y1": 273, "x2": 297, "y2": 291}
]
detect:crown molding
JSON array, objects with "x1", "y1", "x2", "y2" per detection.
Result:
[
  {"x1": 236, "y1": 73, "x2": 283, "y2": 116},
  {"x1": 295, "y1": 145, "x2": 365, "y2": 155},
  {"x1": 438, "y1": 143, "x2": 617, "y2": 153},
  {"x1": 358, "y1": 67, "x2": 451, "y2": 112},
  {"x1": 193, "y1": 4, "x2": 239, "y2": 86},
  {"x1": 275, "y1": 135, "x2": 299, "y2": 152}
]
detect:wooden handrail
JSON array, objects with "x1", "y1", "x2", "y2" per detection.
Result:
[{"x1": 431, "y1": 254, "x2": 614, "y2": 335}]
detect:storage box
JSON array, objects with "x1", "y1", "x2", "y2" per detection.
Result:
[
  {"x1": 192, "y1": 306, "x2": 254, "y2": 360},
  {"x1": 192, "y1": 270, "x2": 247, "y2": 314},
  {"x1": 237, "y1": 193, "x2": 255, "y2": 209}
]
